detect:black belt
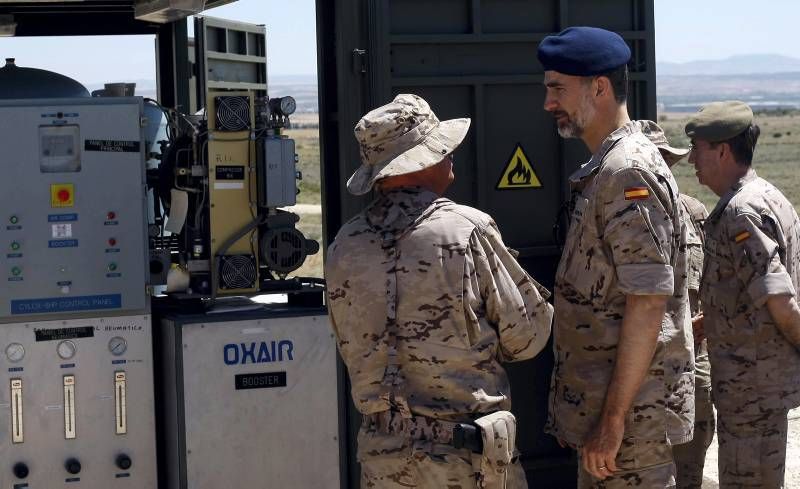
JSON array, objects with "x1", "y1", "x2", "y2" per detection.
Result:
[{"x1": 364, "y1": 411, "x2": 484, "y2": 453}]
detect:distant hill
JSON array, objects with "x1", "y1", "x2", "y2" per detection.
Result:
[
  {"x1": 657, "y1": 55, "x2": 800, "y2": 111},
  {"x1": 658, "y1": 54, "x2": 800, "y2": 76}
]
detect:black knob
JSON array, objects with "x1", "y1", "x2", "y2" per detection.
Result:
[
  {"x1": 116, "y1": 454, "x2": 132, "y2": 471},
  {"x1": 12, "y1": 462, "x2": 29, "y2": 479},
  {"x1": 65, "y1": 458, "x2": 81, "y2": 475}
]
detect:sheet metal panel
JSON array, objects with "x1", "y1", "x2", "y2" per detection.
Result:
[{"x1": 157, "y1": 308, "x2": 341, "y2": 489}]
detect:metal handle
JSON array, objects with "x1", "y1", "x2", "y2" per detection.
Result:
[{"x1": 352, "y1": 49, "x2": 367, "y2": 75}]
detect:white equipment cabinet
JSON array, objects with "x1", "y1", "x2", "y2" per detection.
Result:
[{"x1": 158, "y1": 306, "x2": 341, "y2": 488}]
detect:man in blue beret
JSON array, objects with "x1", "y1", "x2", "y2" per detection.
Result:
[{"x1": 538, "y1": 26, "x2": 695, "y2": 489}]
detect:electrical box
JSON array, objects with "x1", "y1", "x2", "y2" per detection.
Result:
[
  {"x1": 0, "y1": 315, "x2": 156, "y2": 488},
  {"x1": 157, "y1": 307, "x2": 341, "y2": 489},
  {"x1": 0, "y1": 97, "x2": 155, "y2": 488},
  {"x1": 258, "y1": 137, "x2": 297, "y2": 208},
  {"x1": 0, "y1": 98, "x2": 149, "y2": 322}
]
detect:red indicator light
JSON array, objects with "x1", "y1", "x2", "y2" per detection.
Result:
[
  {"x1": 107, "y1": 211, "x2": 116, "y2": 220},
  {"x1": 108, "y1": 238, "x2": 117, "y2": 247}
]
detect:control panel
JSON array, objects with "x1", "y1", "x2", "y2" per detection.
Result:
[
  {"x1": 0, "y1": 98, "x2": 149, "y2": 322},
  {"x1": 0, "y1": 315, "x2": 156, "y2": 488}
]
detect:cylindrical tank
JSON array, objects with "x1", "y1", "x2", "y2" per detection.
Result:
[{"x1": 0, "y1": 58, "x2": 89, "y2": 99}]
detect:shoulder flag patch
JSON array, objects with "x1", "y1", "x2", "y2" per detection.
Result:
[
  {"x1": 734, "y1": 231, "x2": 751, "y2": 243},
  {"x1": 624, "y1": 187, "x2": 650, "y2": 200}
]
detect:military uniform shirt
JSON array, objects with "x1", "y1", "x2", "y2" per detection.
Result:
[
  {"x1": 701, "y1": 170, "x2": 800, "y2": 415},
  {"x1": 546, "y1": 122, "x2": 694, "y2": 446},
  {"x1": 681, "y1": 194, "x2": 712, "y2": 390},
  {"x1": 326, "y1": 187, "x2": 554, "y2": 421}
]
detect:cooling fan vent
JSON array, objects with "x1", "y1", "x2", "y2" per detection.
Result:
[
  {"x1": 261, "y1": 228, "x2": 308, "y2": 275},
  {"x1": 215, "y1": 96, "x2": 251, "y2": 131},
  {"x1": 219, "y1": 254, "x2": 257, "y2": 290}
]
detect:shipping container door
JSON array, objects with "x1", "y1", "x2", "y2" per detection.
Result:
[{"x1": 318, "y1": 1, "x2": 657, "y2": 487}]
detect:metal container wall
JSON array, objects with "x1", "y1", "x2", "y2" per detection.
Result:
[{"x1": 317, "y1": 1, "x2": 657, "y2": 487}]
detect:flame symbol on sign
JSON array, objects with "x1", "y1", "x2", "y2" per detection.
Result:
[{"x1": 507, "y1": 156, "x2": 532, "y2": 185}]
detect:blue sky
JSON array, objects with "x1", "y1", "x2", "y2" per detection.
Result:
[
  {"x1": 0, "y1": 0, "x2": 796, "y2": 84},
  {"x1": 654, "y1": 0, "x2": 798, "y2": 63}
]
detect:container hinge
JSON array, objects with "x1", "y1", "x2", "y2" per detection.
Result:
[{"x1": 352, "y1": 49, "x2": 367, "y2": 75}]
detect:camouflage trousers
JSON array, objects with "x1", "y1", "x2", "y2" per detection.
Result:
[
  {"x1": 672, "y1": 385, "x2": 715, "y2": 489},
  {"x1": 578, "y1": 437, "x2": 676, "y2": 489},
  {"x1": 357, "y1": 424, "x2": 528, "y2": 489},
  {"x1": 716, "y1": 408, "x2": 788, "y2": 489}
]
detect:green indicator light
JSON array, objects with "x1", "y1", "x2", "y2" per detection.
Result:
[
  {"x1": 9, "y1": 215, "x2": 18, "y2": 224},
  {"x1": 108, "y1": 263, "x2": 118, "y2": 272},
  {"x1": 10, "y1": 242, "x2": 20, "y2": 251},
  {"x1": 11, "y1": 267, "x2": 21, "y2": 276}
]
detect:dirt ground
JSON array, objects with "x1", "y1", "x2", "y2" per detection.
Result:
[{"x1": 701, "y1": 408, "x2": 800, "y2": 488}]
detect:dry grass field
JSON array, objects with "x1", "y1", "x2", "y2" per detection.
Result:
[
  {"x1": 284, "y1": 124, "x2": 323, "y2": 278},
  {"x1": 661, "y1": 110, "x2": 800, "y2": 212}
]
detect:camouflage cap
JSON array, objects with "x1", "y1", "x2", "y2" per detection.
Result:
[
  {"x1": 347, "y1": 94, "x2": 470, "y2": 196},
  {"x1": 636, "y1": 120, "x2": 690, "y2": 166},
  {"x1": 685, "y1": 100, "x2": 754, "y2": 143}
]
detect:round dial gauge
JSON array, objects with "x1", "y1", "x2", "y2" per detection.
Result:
[
  {"x1": 5, "y1": 343, "x2": 25, "y2": 363},
  {"x1": 280, "y1": 96, "x2": 297, "y2": 116},
  {"x1": 57, "y1": 340, "x2": 76, "y2": 360},
  {"x1": 108, "y1": 336, "x2": 128, "y2": 356}
]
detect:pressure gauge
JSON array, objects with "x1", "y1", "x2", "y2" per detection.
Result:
[
  {"x1": 108, "y1": 336, "x2": 128, "y2": 356},
  {"x1": 5, "y1": 343, "x2": 25, "y2": 363},
  {"x1": 270, "y1": 96, "x2": 296, "y2": 117},
  {"x1": 279, "y1": 96, "x2": 296, "y2": 116},
  {"x1": 57, "y1": 340, "x2": 76, "y2": 360}
]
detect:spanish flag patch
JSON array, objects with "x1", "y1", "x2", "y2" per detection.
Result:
[
  {"x1": 734, "y1": 231, "x2": 751, "y2": 243},
  {"x1": 624, "y1": 187, "x2": 650, "y2": 200}
]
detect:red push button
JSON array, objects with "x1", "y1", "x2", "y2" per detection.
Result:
[{"x1": 57, "y1": 189, "x2": 71, "y2": 202}]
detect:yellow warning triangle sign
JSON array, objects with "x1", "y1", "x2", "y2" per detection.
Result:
[{"x1": 497, "y1": 144, "x2": 542, "y2": 190}]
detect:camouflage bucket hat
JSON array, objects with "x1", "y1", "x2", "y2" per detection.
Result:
[
  {"x1": 637, "y1": 120, "x2": 690, "y2": 166},
  {"x1": 347, "y1": 94, "x2": 471, "y2": 195}
]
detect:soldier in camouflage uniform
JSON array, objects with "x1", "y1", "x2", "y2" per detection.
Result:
[
  {"x1": 637, "y1": 120, "x2": 715, "y2": 489},
  {"x1": 686, "y1": 101, "x2": 800, "y2": 488},
  {"x1": 538, "y1": 28, "x2": 694, "y2": 488},
  {"x1": 325, "y1": 94, "x2": 554, "y2": 489}
]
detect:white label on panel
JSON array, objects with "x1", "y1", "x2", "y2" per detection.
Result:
[{"x1": 52, "y1": 223, "x2": 73, "y2": 238}]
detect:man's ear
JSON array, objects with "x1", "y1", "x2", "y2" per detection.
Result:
[
  {"x1": 718, "y1": 141, "x2": 730, "y2": 161},
  {"x1": 594, "y1": 76, "x2": 610, "y2": 99}
]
